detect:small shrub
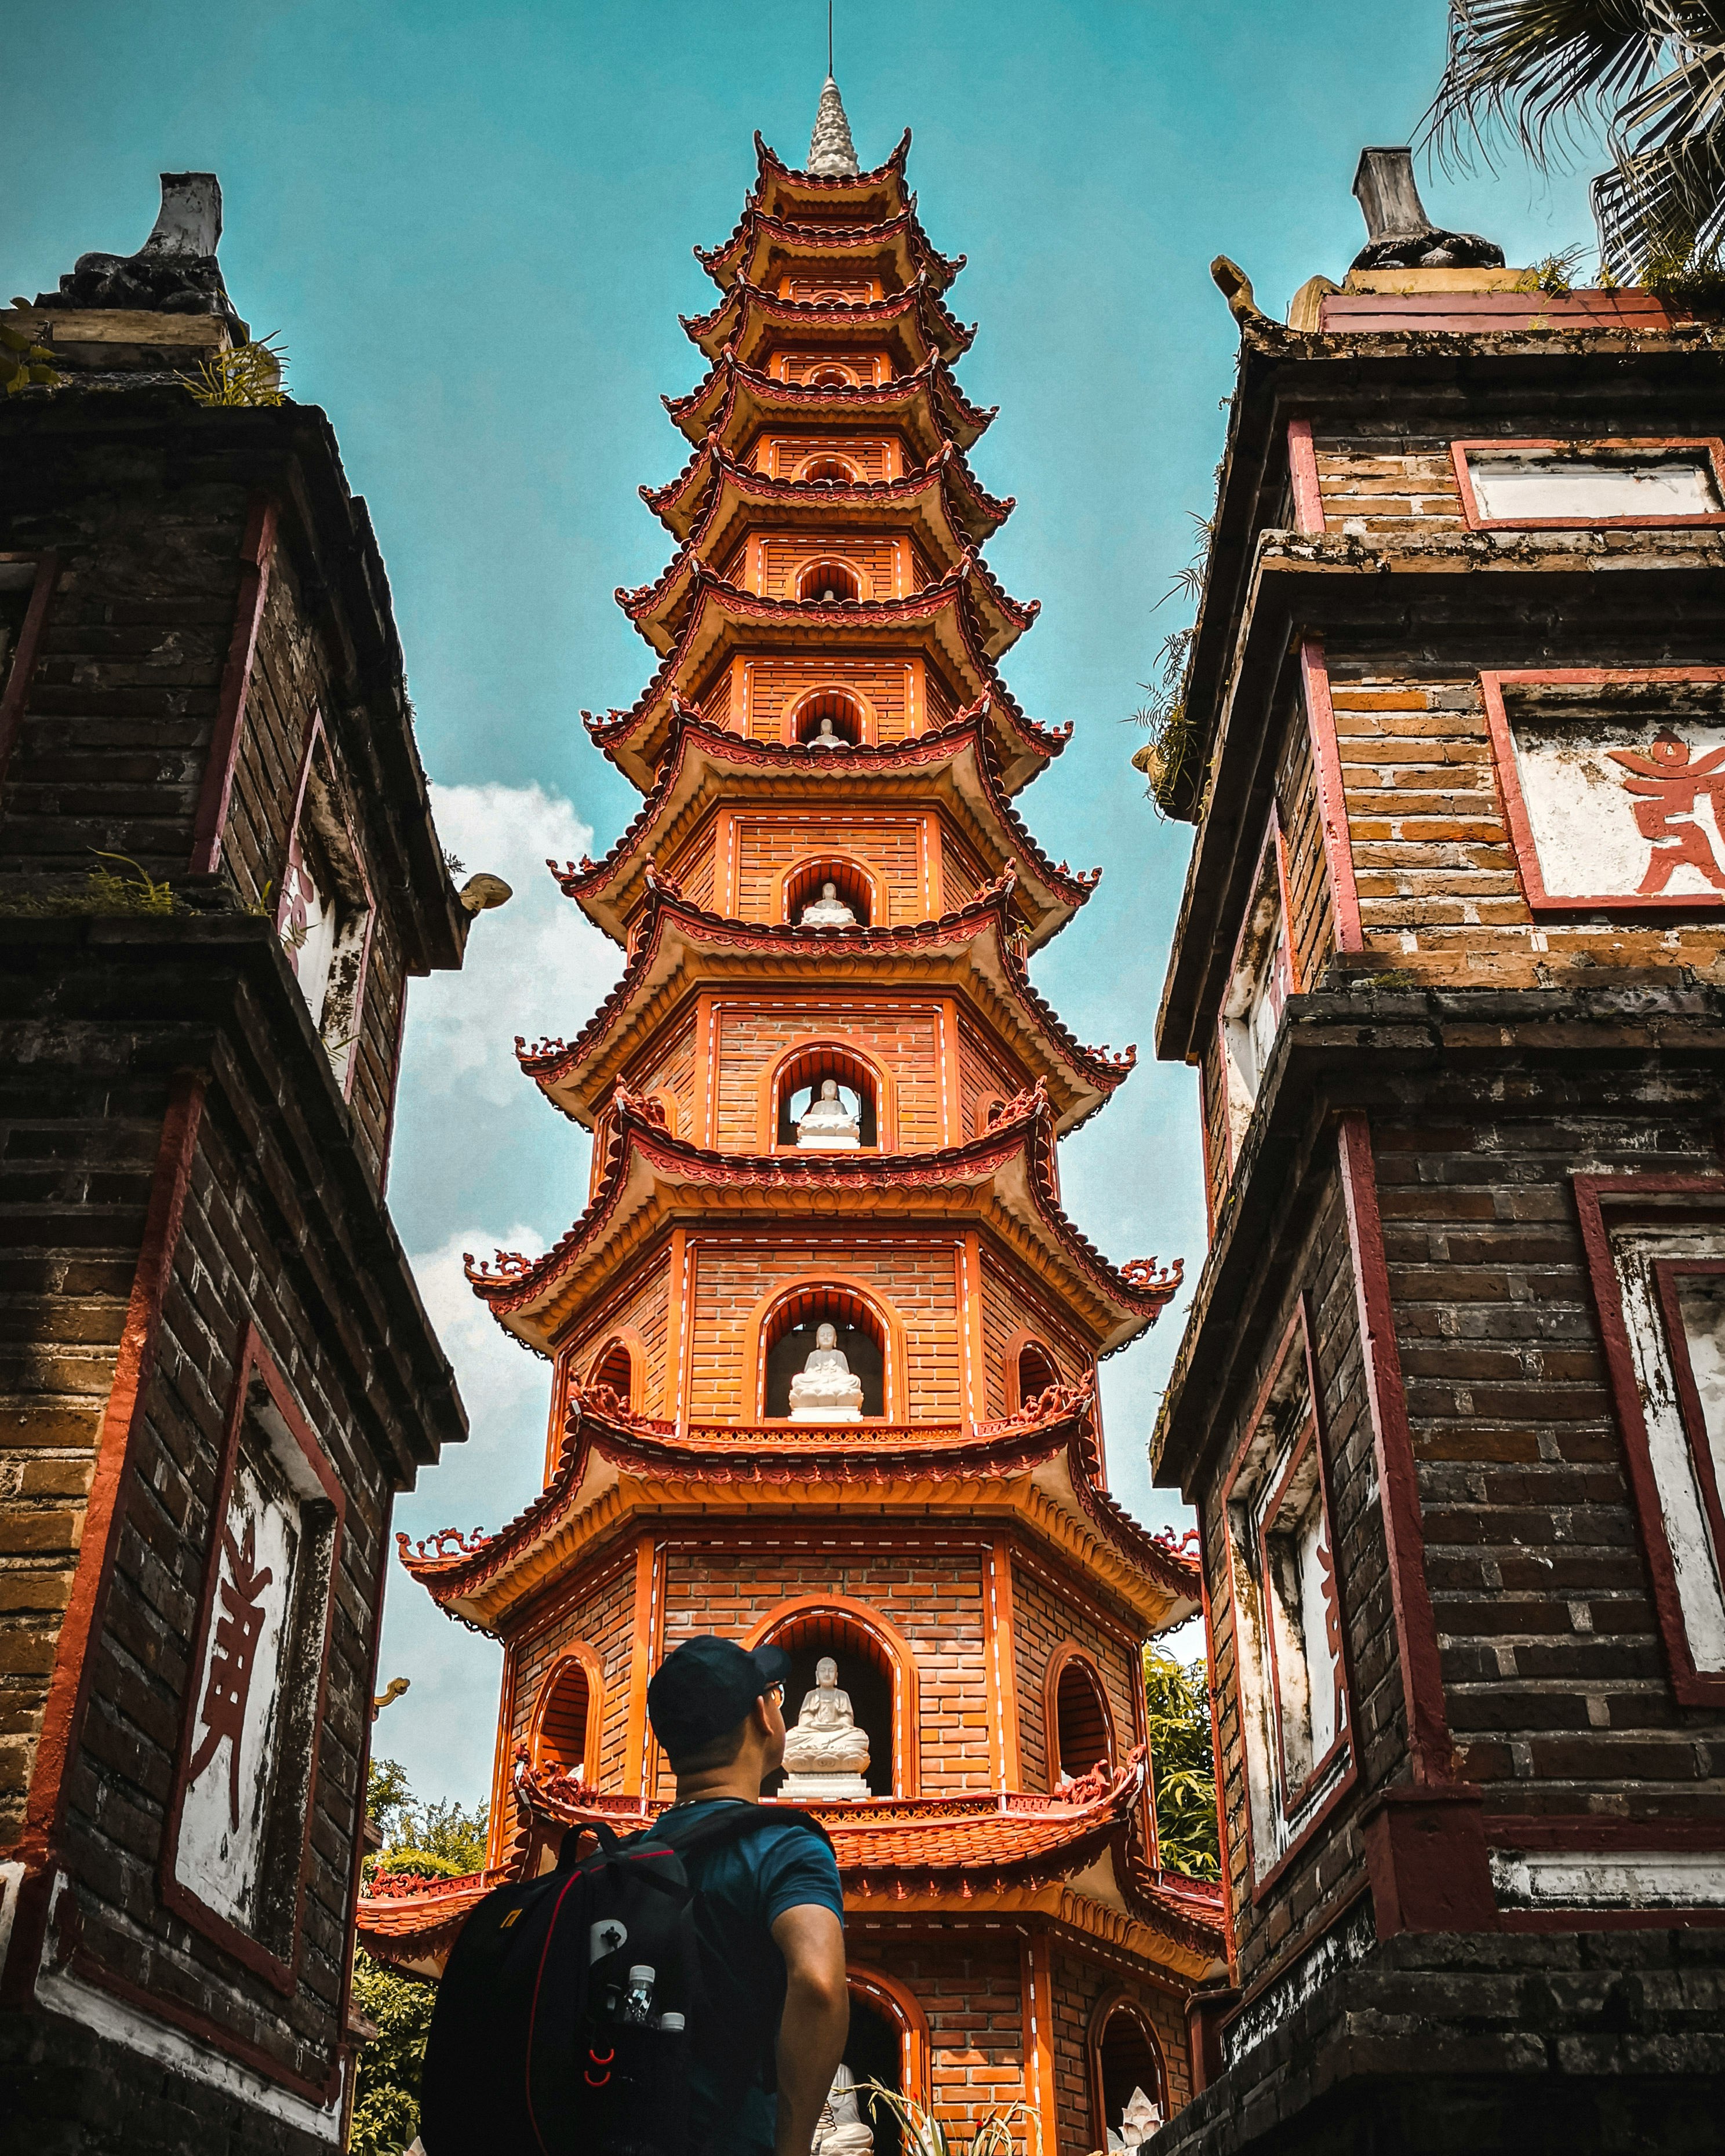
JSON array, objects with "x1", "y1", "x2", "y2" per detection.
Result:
[{"x1": 183, "y1": 333, "x2": 288, "y2": 407}]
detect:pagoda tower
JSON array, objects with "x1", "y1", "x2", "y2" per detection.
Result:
[{"x1": 361, "y1": 84, "x2": 1224, "y2": 2150}]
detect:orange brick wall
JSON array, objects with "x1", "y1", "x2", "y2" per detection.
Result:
[
  {"x1": 761, "y1": 428, "x2": 893, "y2": 472},
  {"x1": 708, "y1": 997, "x2": 948, "y2": 1150},
  {"x1": 1010, "y1": 1551, "x2": 1142, "y2": 1794},
  {"x1": 849, "y1": 1936, "x2": 1029, "y2": 2136},
  {"x1": 760, "y1": 533, "x2": 905, "y2": 600},
  {"x1": 978, "y1": 1255, "x2": 1091, "y2": 1420},
  {"x1": 733, "y1": 809, "x2": 929, "y2": 923},
  {"x1": 740, "y1": 654, "x2": 911, "y2": 741},
  {"x1": 505, "y1": 1549, "x2": 639, "y2": 1800},
  {"x1": 1049, "y1": 1950, "x2": 1191, "y2": 2148},
  {"x1": 554, "y1": 1247, "x2": 673, "y2": 1417},
  {"x1": 957, "y1": 1010, "x2": 1031, "y2": 1137},
  {"x1": 652, "y1": 1529, "x2": 991, "y2": 1796},
  {"x1": 686, "y1": 1233, "x2": 963, "y2": 1419},
  {"x1": 626, "y1": 1004, "x2": 700, "y2": 1138},
  {"x1": 940, "y1": 825, "x2": 989, "y2": 913}
]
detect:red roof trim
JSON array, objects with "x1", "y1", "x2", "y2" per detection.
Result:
[
  {"x1": 680, "y1": 272, "x2": 974, "y2": 364},
  {"x1": 663, "y1": 351, "x2": 996, "y2": 446},
  {"x1": 639, "y1": 439, "x2": 1012, "y2": 547},
  {"x1": 695, "y1": 205, "x2": 964, "y2": 294},
  {"x1": 515, "y1": 876, "x2": 1128, "y2": 1099}
]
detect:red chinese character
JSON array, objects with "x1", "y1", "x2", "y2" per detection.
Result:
[
  {"x1": 1607, "y1": 731, "x2": 1725, "y2": 895},
  {"x1": 187, "y1": 1514, "x2": 275, "y2": 1831}
]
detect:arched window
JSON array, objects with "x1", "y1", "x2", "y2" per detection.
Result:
[
  {"x1": 530, "y1": 1653, "x2": 598, "y2": 1783},
  {"x1": 1087, "y1": 1994, "x2": 1168, "y2": 2153},
  {"x1": 1014, "y1": 1339, "x2": 1060, "y2": 1412},
  {"x1": 783, "y1": 855, "x2": 875, "y2": 928},
  {"x1": 798, "y1": 453, "x2": 859, "y2": 484},
  {"x1": 1051, "y1": 1649, "x2": 1115, "y2": 1784},
  {"x1": 974, "y1": 1092, "x2": 1006, "y2": 1137},
  {"x1": 806, "y1": 363, "x2": 856, "y2": 387},
  {"x1": 787, "y1": 687, "x2": 867, "y2": 749},
  {"x1": 773, "y1": 1042, "x2": 879, "y2": 1150},
  {"x1": 797, "y1": 558, "x2": 862, "y2": 603},
  {"x1": 846, "y1": 1990, "x2": 906, "y2": 2156},
  {"x1": 750, "y1": 1598, "x2": 915, "y2": 1796},
  {"x1": 762, "y1": 1287, "x2": 886, "y2": 1419},
  {"x1": 589, "y1": 1336, "x2": 634, "y2": 1404}
]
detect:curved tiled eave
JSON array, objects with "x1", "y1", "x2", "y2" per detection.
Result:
[
  {"x1": 695, "y1": 206, "x2": 963, "y2": 297},
  {"x1": 642, "y1": 440, "x2": 1011, "y2": 552},
  {"x1": 751, "y1": 127, "x2": 914, "y2": 223},
  {"x1": 553, "y1": 709, "x2": 1098, "y2": 952},
  {"x1": 682, "y1": 274, "x2": 973, "y2": 370},
  {"x1": 399, "y1": 1377, "x2": 1198, "y2": 1633},
  {"x1": 582, "y1": 574, "x2": 1063, "y2": 794},
  {"x1": 620, "y1": 535, "x2": 1036, "y2": 662},
  {"x1": 515, "y1": 881, "x2": 1133, "y2": 1132},
  {"x1": 665, "y1": 352, "x2": 995, "y2": 455},
  {"x1": 463, "y1": 1084, "x2": 1176, "y2": 1356}
]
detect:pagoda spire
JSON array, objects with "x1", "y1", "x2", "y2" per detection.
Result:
[{"x1": 807, "y1": 75, "x2": 860, "y2": 176}]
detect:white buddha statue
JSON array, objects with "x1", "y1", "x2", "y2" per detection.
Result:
[
  {"x1": 799, "y1": 878, "x2": 857, "y2": 928},
  {"x1": 809, "y1": 715, "x2": 850, "y2": 752},
  {"x1": 796, "y1": 1079, "x2": 861, "y2": 1151},
  {"x1": 787, "y1": 1322, "x2": 864, "y2": 1421},
  {"x1": 780, "y1": 1655, "x2": 872, "y2": 1801},
  {"x1": 813, "y1": 2064, "x2": 875, "y2": 2156}
]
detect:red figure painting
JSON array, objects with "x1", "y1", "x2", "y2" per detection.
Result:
[
  {"x1": 1607, "y1": 731, "x2": 1725, "y2": 895},
  {"x1": 188, "y1": 1514, "x2": 275, "y2": 1832}
]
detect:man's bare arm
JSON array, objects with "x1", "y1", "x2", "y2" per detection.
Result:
[{"x1": 770, "y1": 1903, "x2": 849, "y2": 2156}]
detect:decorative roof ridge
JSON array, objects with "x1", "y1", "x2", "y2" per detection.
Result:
[
  {"x1": 396, "y1": 1357, "x2": 1107, "y2": 1608},
  {"x1": 638, "y1": 437, "x2": 1013, "y2": 541},
  {"x1": 579, "y1": 574, "x2": 1068, "y2": 773},
  {"x1": 693, "y1": 205, "x2": 964, "y2": 293},
  {"x1": 464, "y1": 1076, "x2": 1176, "y2": 1328},
  {"x1": 613, "y1": 545, "x2": 1036, "y2": 657},
  {"x1": 679, "y1": 271, "x2": 974, "y2": 359},
  {"x1": 513, "y1": 875, "x2": 1130, "y2": 1098},
  {"x1": 754, "y1": 125, "x2": 913, "y2": 188},
  {"x1": 549, "y1": 704, "x2": 1096, "y2": 918},
  {"x1": 661, "y1": 351, "x2": 996, "y2": 442}
]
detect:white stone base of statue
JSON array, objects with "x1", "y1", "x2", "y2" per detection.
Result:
[
  {"x1": 788, "y1": 1399, "x2": 862, "y2": 1421},
  {"x1": 796, "y1": 1130, "x2": 861, "y2": 1151},
  {"x1": 781, "y1": 1769, "x2": 872, "y2": 1802}
]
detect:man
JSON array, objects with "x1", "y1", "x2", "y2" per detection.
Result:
[{"x1": 646, "y1": 1635, "x2": 851, "y2": 2156}]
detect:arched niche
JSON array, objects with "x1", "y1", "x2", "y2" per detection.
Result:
[
  {"x1": 785, "y1": 684, "x2": 874, "y2": 749},
  {"x1": 587, "y1": 1331, "x2": 640, "y2": 1410},
  {"x1": 1087, "y1": 1990, "x2": 1169, "y2": 2153},
  {"x1": 763, "y1": 1039, "x2": 890, "y2": 1153},
  {"x1": 845, "y1": 1964, "x2": 932, "y2": 2155},
  {"x1": 746, "y1": 1594, "x2": 920, "y2": 1796},
  {"x1": 805, "y1": 362, "x2": 857, "y2": 387},
  {"x1": 797, "y1": 451, "x2": 861, "y2": 485},
  {"x1": 796, "y1": 556, "x2": 867, "y2": 604},
  {"x1": 1046, "y1": 1643, "x2": 1117, "y2": 1787},
  {"x1": 780, "y1": 853, "x2": 879, "y2": 928},
  {"x1": 1006, "y1": 1330, "x2": 1061, "y2": 1412},
  {"x1": 527, "y1": 1646, "x2": 603, "y2": 1786},
  {"x1": 755, "y1": 1280, "x2": 896, "y2": 1421},
  {"x1": 973, "y1": 1092, "x2": 1006, "y2": 1138}
]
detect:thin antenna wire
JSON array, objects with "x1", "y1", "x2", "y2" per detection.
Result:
[{"x1": 828, "y1": 1, "x2": 834, "y2": 77}]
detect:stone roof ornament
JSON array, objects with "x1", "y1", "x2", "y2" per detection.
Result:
[
  {"x1": 1349, "y1": 147, "x2": 1503, "y2": 273},
  {"x1": 807, "y1": 77, "x2": 860, "y2": 177},
  {"x1": 33, "y1": 170, "x2": 249, "y2": 338}
]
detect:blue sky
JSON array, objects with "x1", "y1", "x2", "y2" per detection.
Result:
[{"x1": 12, "y1": 2, "x2": 1600, "y2": 1808}]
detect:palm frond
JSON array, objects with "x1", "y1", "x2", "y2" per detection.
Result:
[{"x1": 1425, "y1": 1, "x2": 1675, "y2": 171}]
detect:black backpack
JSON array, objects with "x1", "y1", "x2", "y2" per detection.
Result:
[{"x1": 418, "y1": 1801, "x2": 832, "y2": 2156}]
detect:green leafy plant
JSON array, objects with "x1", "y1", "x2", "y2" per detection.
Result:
[
  {"x1": 0, "y1": 851, "x2": 186, "y2": 918},
  {"x1": 1640, "y1": 231, "x2": 1725, "y2": 308},
  {"x1": 1514, "y1": 242, "x2": 1590, "y2": 293},
  {"x1": 1143, "y1": 1649, "x2": 1220, "y2": 1879},
  {"x1": 349, "y1": 1950, "x2": 436, "y2": 2156},
  {"x1": 1, "y1": 316, "x2": 64, "y2": 395},
  {"x1": 183, "y1": 332, "x2": 288, "y2": 408},
  {"x1": 861, "y1": 2082, "x2": 1042, "y2": 2156}
]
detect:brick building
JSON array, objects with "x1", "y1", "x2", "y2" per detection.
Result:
[
  {"x1": 358, "y1": 82, "x2": 1227, "y2": 2151},
  {"x1": 0, "y1": 178, "x2": 483, "y2": 2149},
  {"x1": 1149, "y1": 153, "x2": 1725, "y2": 2151}
]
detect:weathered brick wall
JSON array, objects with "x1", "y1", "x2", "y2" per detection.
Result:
[
  {"x1": 654, "y1": 1530, "x2": 992, "y2": 1796},
  {"x1": 0, "y1": 472, "x2": 248, "y2": 881},
  {"x1": 1199, "y1": 1164, "x2": 1387, "y2": 1995},
  {"x1": 1010, "y1": 1553, "x2": 1141, "y2": 1793},
  {"x1": 1312, "y1": 438, "x2": 1464, "y2": 535},
  {"x1": 1275, "y1": 692, "x2": 1333, "y2": 995},
  {"x1": 686, "y1": 1233, "x2": 964, "y2": 1421},
  {"x1": 709, "y1": 998, "x2": 946, "y2": 1151},
  {"x1": 1369, "y1": 1095, "x2": 1725, "y2": 1815}
]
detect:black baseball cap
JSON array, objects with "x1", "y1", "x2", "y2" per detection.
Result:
[{"x1": 647, "y1": 1635, "x2": 792, "y2": 1758}]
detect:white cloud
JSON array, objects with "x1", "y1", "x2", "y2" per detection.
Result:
[{"x1": 405, "y1": 781, "x2": 625, "y2": 1108}]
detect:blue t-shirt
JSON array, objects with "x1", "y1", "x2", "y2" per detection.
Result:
[{"x1": 654, "y1": 1800, "x2": 845, "y2": 2156}]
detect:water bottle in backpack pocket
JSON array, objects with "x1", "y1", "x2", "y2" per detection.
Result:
[{"x1": 418, "y1": 1802, "x2": 829, "y2": 2156}]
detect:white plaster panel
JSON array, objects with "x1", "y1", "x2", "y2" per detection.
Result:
[
  {"x1": 1508, "y1": 713, "x2": 1725, "y2": 902},
  {"x1": 1490, "y1": 1847, "x2": 1725, "y2": 1909},
  {"x1": 1613, "y1": 1223, "x2": 1725, "y2": 1670},
  {"x1": 1468, "y1": 449, "x2": 1721, "y2": 521}
]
